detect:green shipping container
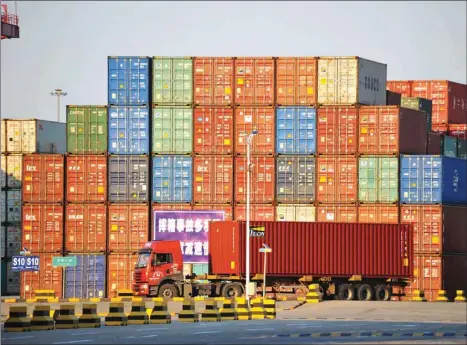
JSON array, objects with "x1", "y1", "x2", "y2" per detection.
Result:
[
  {"x1": 67, "y1": 105, "x2": 108, "y2": 154},
  {"x1": 443, "y1": 135, "x2": 458, "y2": 158},
  {"x1": 401, "y1": 97, "x2": 433, "y2": 132},
  {"x1": 152, "y1": 106, "x2": 193, "y2": 154},
  {"x1": 152, "y1": 57, "x2": 193, "y2": 105},
  {"x1": 358, "y1": 157, "x2": 399, "y2": 203},
  {"x1": 457, "y1": 138, "x2": 467, "y2": 159}
]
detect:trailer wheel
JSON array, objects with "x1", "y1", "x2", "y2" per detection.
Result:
[
  {"x1": 357, "y1": 284, "x2": 373, "y2": 301},
  {"x1": 158, "y1": 283, "x2": 179, "y2": 298},
  {"x1": 374, "y1": 285, "x2": 392, "y2": 301},
  {"x1": 338, "y1": 284, "x2": 355, "y2": 301},
  {"x1": 222, "y1": 283, "x2": 244, "y2": 298}
]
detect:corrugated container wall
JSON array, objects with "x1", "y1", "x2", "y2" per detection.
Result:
[
  {"x1": 66, "y1": 155, "x2": 107, "y2": 203},
  {"x1": 6, "y1": 225, "x2": 21, "y2": 257},
  {"x1": 386, "y1": 81, "x2": 412, "y2": 97},
  {"x1": 152, "y1": 57, "x2": 192, "y2": 105},
  {"x1": 152, "y1": 106, "x2": 192, "y2": 154},
  {"x1": 235, "y1": 107, "x2": 275, "y2": 155},
  {"x1": 0, "y1": 155, "x2": 6, "y2": 188},
  {"x1": 234, "y1": 204, "x2": 275, "y2": 221},
  {"x1": 458, "y1": 139, "x2": 467, "y2": 159},
  {"x1": 276, "y1": 156, "x2": 315, "y2": 203},
  {"x1": 276, "y1": 107, "x2": 316, "y2": 155},
  {"x1": 5, "y1": 190, "x2": 21, "y2": 223},
  {"x1": 317, "y1": 106, "x2": 358, "y2": 155},
  {"x1": 234, "y1": 57, "x2": 275, "y2": 105},
  {"x1": 66, "y1": 106, "x2": 108, "y2": 154},
  {"x1": 0, "y1": 227, "x2": 5, "y2": 258},
  {"x1": 22, "y1": 154, "x2": 65, "y2": 204},
  {"x1": 448, "y1": 124, "x2": 467, "y2": 139},
  {"x1": 316, "y1": 157, "x2": 357, "y2": 203},
  {"x1": 193, "y1": 156, "x2": 233, "y2": 204},
  {"x1": 108, "y1": 106, "x2": 150, "y2": 155},
  {"x1": 426, "y1": 133, "x2": 443, "y2": 155},
  {"x1": 386, "y1": 90, "x2": 401, "y2": 106},
  {"x1": 276, "y1": 205, "x2": 316, "y2": 222},
  {"x1": 108, "y1": 204, "x2": 149, "y2": 252},
  {"x1": 107, "y1": 253, "x2": 137, "y2": 298},
  {"x1": 108, "y1": 56, "x2": 150, "y2": 106},
  {"x1": 193, "y1": 108, "x2": 234, "y2": 155},
  {"x1": 359, "y1": 157, "x2": 399, "y2": 203},
  {"x1": 0, "y1": 191, "x2": 5, "y2": 223},
  {"x1": 192, "y1": 205, "x2": 233, "y2": 221},
  {"x1": 152, "y1": 156, "x2": 192, "y2": 203},
  {"x1": 108, "y1": 156, "x2": 149, "y2": 203},
  {"x1": 358, "y1": 106, "x2": 428, "y2": 155},
  {"x1": 400, "y1": 155, "x2": 467, "y2": 205},
  {"x1": 1, "y1": 119, "x2": 5, "y2": 153},
  {"x1": 193, "y1": 57, "x2": 234, "y2": 106},
  {"x1": 20, "y1": 253, "x2": 63, "y2": 298},
  {"x1": 276, "y1": 57, "x2": 317, "y2": 106},
  {"x1": 317, "y1": 205, "x2": 358, "y2": 223},
  {"x1": 6, "y1": 261, "x2": 20, "y2": 295},
  {"x1": 209, "y1": 221, "x2": 413, "y2": 278},
  {"x1": 235, "y1": 156, "x2": 275, "y2": 203},
  {"x1": 3, "y1": 154, "x2": 22, "y2": 188},
  {"x1": 401, "y1": 97, "x2": 432, "y2": 132},
  {"x1": 358, "y1": 204, "x2": 399, "y2": 224},
  {"x1": 317, "y1": 57, "x2": 387, "y2": 105},
  {"x1": 64, "y1": 254, "x2": 106, "y2": 299},
  {"x1": 442, "y1": 136, "x2": 458, "y2": 158}
]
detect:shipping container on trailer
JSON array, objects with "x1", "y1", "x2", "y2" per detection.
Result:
[
  {"x1": 316, "y1": 156, "x2": 357, "y2": 203},
  {"x1": 234, "y1": 204, "x2": 275, "y2": 221},
  {"x1": 66, "y1": 155, "x2": 107, "y2": 203},
  {"x1": 234, "y1": 156, "x2": 275, "y2": 203},
  {"x1": 234, "y1": 57, "x2": 275, "y2": 106},
  {"x1": 400, "y1": 205, "x2": 467, "y2": 254},
  {"x1": 6, "y1": 225, "x2": 21, "y2": 257},
  {"x1": 276, "y1": 106, "x2": 316, "y2": 155},
  {"x1": 386, "y1": 80, "x2": 412, "y2": 97},
  {"x1": 316, "y1": 204, "x2": 358, "y2": 223},
  {"x1": 152, "y1": 156, "x2": 192, "y2": 203},
  {"x1": 108, "y1": 155, "x2": 149, "y2": 203},
  {"x1": 411, "y1": 80, "x2": 467, "y2": 124},
  {"x1": 235, "y1": 107, "x2": 275, "y2": 155},
  {"x1": 275, "y1": 57, "x2": 318, "y2": 106},
  {"x1": 108, "y1": 204, "x2": 149, "y2": 252},
  {"x1": 64, "y1": 254, "x2": 106, "y2": 299},
  {"x1": 448, "y1": 124, "x2": 467, "y2": 139},
  {"x1": 317, "y1": 56, "x2": 387, "y2": 105},
  {"x1": 108, "y1": 106, "x2": 150, "y2": 155},
  {"x1": 358, "y1": 106, "x2": 428, "y2": 155},
  {"x1": 193, "y1": 57, "x2": 234, "y2": 106},
  {"x1": 316, "y1": 106, "x2": 358, "y2": 155},
  {"x1": 192, "y1": 204, "x2": 233, "y2": 221},
  {"x1": 152, "y1": 56, "x2": 193, "y2": 105},
  {"x1": 2, "y1": 154, "x2": 22, "y2": 188},
  {"x1": 5, "y1": 190, "x2": 21, "y2": 223},
  {"x1": 386, "y1": 90, "x2": 401, "y2": 106},
  {"x1": 193, "y1": 107, "x2": 234, "y2": 155},
  {"x1": 193, "y1": 156, "x2": 233, "y2": 204},
  {"x1": 65, "y1": 204, "x2": 107, "y2": 253},
  {"x1": 400, "y1": 97, "x2": 433, "y2": 132},
  {"x1": 276, "y1": 204, "x2": 316, "y2": 222},
  {"x1": 107, "y1": 253, "x2": 138, "y2": 298},
  {"x1": 400, "y1": 155, "x2": 467, "y2": 205},
  {"x1": 152, "y1": 106, "x2": 193, "y2": 154},
  {"x1": 108, "y1": 56, "x2": 150, "y2": 106},
  {"x1": 358, "y1": 156, "x2": 399, "y2": 203},
  {"x1": 457, "y1": 139, "x2": 467, "y2": 159},
  {"x1": 358, "y1": 204, "x2": 399, "y2": 224},
  {"x1": 66, "y1": 105, "x2": 108, "y2": 154},
  {"x1": 6, "y1": 261, "x2": 20, "y2": 295},
  {"x1": 276, "y1": 156, "x2": 315, "y2": 203}
]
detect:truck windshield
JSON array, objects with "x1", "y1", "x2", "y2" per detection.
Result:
[{"x1": 135, "y1": 252, "x2": 151, "y2": 268}]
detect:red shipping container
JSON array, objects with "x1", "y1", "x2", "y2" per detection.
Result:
[
  {"x1": 431, "y1": 124, "x2": 448, "y2": 134},
  {"x1": 107, "y1": 253, "x2": 138, "y2": 298},
  {"x1": 193, "y1": 156, "x2": 233, "y2": 204},
  {"x1": 234, "y1": 204, "x2": 275, "y2": 221},
  {"x1": 22, "y1": 204, "x2": 63, "y2": 253},
  {"x1": 193, "y1": 57, "x2": 234, "y2": 106},
  {"x1": 276, "y1": 57, "x2": 318, "y2": 106},
  {"x1": 234, "y1": 107, "x2": 275, "y2": 155},
  {"x1": 108, "y1": 204, "x2": 149, "y2": 252},
  {"x1": 193, "y1": 107, "x2": 234, "y2": 155},
  {"x1": 386, "y1": 90, "x2": 401, "y2": 106},
  {"x1": 193, "y1": 204, "x2": 233, "y2": 221},
  {"x1": 20, "y1": 253, "x2": 63, "y2": 299},
  {"x1": 234, "y1": 57, "x2": 275, "y2": 106},
  {"x1": 65, "y1": 204, "x2": 107, "y2": 253},
  {"x1": 400, "y1": 205, "x2": 467, "y2": 254},
  {"x1": 316, "y1": 157, "x2": 358, "y2": 203},
  {"x1": 66, "y1": 155, "x2": 107, "y2": 203},
  {"x1": 317, "y1": 205, "x2": 357, "y2": 223},
  {"x1": 234, "y1": 156, "x2": 275, "y2": 203},
  {"x1": 359, "y1": 106, "x2": 428, "y2": 155},
  {"x1": 317, "y1": 106, "x2": 358, "y2": 155},
  {"x1": 358, "y1": 204, "x2": 399, "y2": 224},
  {"x1": 386, "y1": 80, "x2": 412, "y2": 97},
  {"x1": 209, "y1": 221, "x2": 413, "y2": 278},
  {"x1": 427, "y1": 132, "x2": 443, "y2": 155},
  {"x1": 448, "y1": 124, "x2": 467, "y2": 139},
  {"x1": 22, "y1": 154, "x2": 65, "y2": 203},
  {"x1": 411, "y1": 80, "x2": 467, "y2": 124}
]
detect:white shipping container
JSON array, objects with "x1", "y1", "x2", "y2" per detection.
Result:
[
  {"x1": 5, "y1": 119, "x2": 66, "y2": 153},
  {"x1": 0, "y1": 226, "x2": 5, "y2": 258},
  {"x1": 5, "y1": 154, "x2": 22, "y2": 188},
  {"x1": 276, "y1": 205, "x2": 316, "y2": 222},
  {"x1": 0, "y1": 154, "x2": 6, "y2": 188},
  {"x1": 6, "y1": 261, "x2": 20, "y2": 295},
  {"x1": 1, "y1": 191, "x2": 5, "y2": 223},
  {"x1": 6, "y1": 225, "x2": 21, "y2": 257},
  {"x1": 317, "y1": 56, "x2": 387, "y2": 105},
  {"x1": 6, "y1": 190, "x2": 21, "y2": 223},
  {"x1": 1, "y1": 119, "x2": 6, "y2": 153}
]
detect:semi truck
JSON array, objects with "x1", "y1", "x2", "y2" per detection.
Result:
[{"x1": 132, "y1": 221, "x2": 413, "y2": 301}]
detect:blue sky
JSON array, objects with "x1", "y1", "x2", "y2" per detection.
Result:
[{"x1": 1, "y1": 1, "x2": 466, "y2": 121}]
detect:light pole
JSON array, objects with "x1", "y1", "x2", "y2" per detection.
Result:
[
  {"x1": 245, "y1": 129, "x2": 258, "y2": 307},
  {"x1": 50, "y1": 88, "x2": 67, "y2": 122}
]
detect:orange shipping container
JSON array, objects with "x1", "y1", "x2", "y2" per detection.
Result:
[
  {"x1": 234, "y1": 156, "x2": 275, "y2": 203},
  {"x1": 235, "y1": 57, "x2": 275, "y2": 106},
  {"x1": 431, "y1": 124, "x2": 448, "y2": 134},
  {"x1": 65, "y1": 204, "x2": 107, "y2": 253},
  {"x1": 66, "y1": 155, "x2": 107, "y2": 203},
  {"x1": 235, "y1": 107, "x2": 275, "y2": 155},
  {"x1": 276, "y1": 57, "x2": 317, "y2": 106},
  {"x1": 358, "y1": 204, "x2": 399, "y2": 224},
  {"x1": 317, "y1": 205, "x2": 358, "y2": 223},
  {"x1": 108, "y1": 204, "x2": 149, "y2": 252},
  {"x1": 193, "y1": 156, "x2": 233, "y2": 204},
  {"x1": 193, "y1": 107, "x2": 234, "y2": 155},
  {"x1": 316, "y1": 157, "x2": 357, "y2": 203},
  {"x1": 20, "y1": 253, "x2": 63, "y2": 299},
  {"x1": 152, "y1": 204, "x2": 192, "y2": 212},
  {"x1": 234, "y1": 204, "x2": 275, "y2": 221},
  {"x1": 22, "y1": 154, "x2": 65, "y2": 203},
  {"x1": 386, "y1": 80, "x2": 412, "y2": 97},
  {"x1": 316, "y1": 106, "x2": 358, "y2": 155},
  {"x1": 22, "y1": 204, "x2": 63, "y2": 253},
  {"x1": 107, "y1": 253, "x2": 138, "y2": 298},
  {"x1": 193, "y1": 57, "x2": 234, "y2": 106},
  {"x1": 193, "y1": 204, "x2": 233, "y2": 220}
]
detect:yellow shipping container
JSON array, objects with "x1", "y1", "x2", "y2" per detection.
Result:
[{"x1": 276, "y1": 205, "x2": 316, "y2": 222}]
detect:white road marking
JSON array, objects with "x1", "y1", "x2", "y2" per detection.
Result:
[
  {"x1": 246, "y1": 327, "x2": 274, "y2": 331},
  {"x1": 53, "y1": 341, "x2": 91, "y2": 345},
  {"x1": 71, "y1": 332, "x2": 102, "y2": 336},
  {"x1": 141, "y1": 335, "x2": 159, "y2": 338},
  {"x1": 296, "y1": 325, "x2": 324, "y2": 328},
  {"x1": 194, "y1": 331, "x2": 222, "y2": 334},
  {"x1": 285, "y1": 323, "x2": 306, "y2": 326},
  {"x1": 238, "y1": 335, "x2": 268, "y2": 340},
  {"x1": 136, "y1": 328, "x2": 168, "y2": 332},
  {"x1": 126, "y1": 336, "x2": 136, "y2": 339},
  {"x1": 2, "y1": 336, "x2": 35, "y2": 340}
]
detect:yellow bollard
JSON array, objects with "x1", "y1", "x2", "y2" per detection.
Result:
[
  {"x1": 436, "y1": 290, "x2": 449, "y2": 302},
  {"x1": 411, "y1": 290, "x2": 427, "y2": 302},
  {"x1": 250, "y1": 298, "x2": 266, "y2": 320},
  {"x1": 178, "y1": 298, "x2": 199, "y2": 323},
  {"x1": 55, "y1": 304, "x2": 79, "y2": 329},
  {"x1": 31, "y1": 305, "x2": 55, "y2": 331},
  {"x1": 105, "y1": 302, "x2": 128, "y2": 326},
  {"x1": 128, "y1": 301, "x2": 149, "y2": 325},
  {"x1": 4, "y1": 306, "x2": 31, "y2": 332},
  {"x1": 200, "y1": 300, "x2": 221, "y2": 322},
  {"x1": 78, "y1": 303, "x2": 101, "y2": 328},
  {"x1": 234, "y1": 297, "x2": 251, "y2": 320},
  {"x1": 306, "y1": 284, "x2": 322, "y2": 303},
  {"x1": 263, "y1": 298, "x2": 276, "y2": 319},
  {"x1": 454, "y1": 290, "x2": 467, "y2": 303},
  {"x1": 219, "y1": 298, "x2": 238, "y2": 321},
  {"x1": 150, "y1": 300, "x2": 172, "y2": 324}
]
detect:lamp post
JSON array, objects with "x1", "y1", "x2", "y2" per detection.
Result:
[{"x1": 50, "y1": 88, "x2": 67, "y2": 122}]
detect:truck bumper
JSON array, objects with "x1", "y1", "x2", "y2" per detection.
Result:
[{"x1": 133, "y1": 284, "x2": 149, "y2": 296}]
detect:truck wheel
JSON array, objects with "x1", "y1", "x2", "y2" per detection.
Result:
[
  {"x1": 374, "y1": 285, "x2": 392, "y2": 301},
  {"x1": 222, "y1": 283, "x2": 244, "y2": 298},
  {"x1": 338, "y1": 284, "x2": 355, "y2": 301},
  {"x1": 158, "y1": 283, "x2": 179, "y2": 298},
  {"x1": 357, "y1": 284, "x2": 373, "y2": 301}
]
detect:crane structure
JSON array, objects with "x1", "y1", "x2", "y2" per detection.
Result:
[{"x1": 1, "y1": 2, "x2": 20, "y2": 40}]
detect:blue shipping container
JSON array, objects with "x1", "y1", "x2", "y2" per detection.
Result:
[
  {"x1": 400, "y1": 155, "x2": 467, "y2": 205},
  {"x1": 276, "y1": 107, "x2": 316, "y2": 155},
  {"x1": 65, "y1": 255, "x2": 106, "y2": 299},
  {"x1": 108, "y1": 106, "x2": 150, "y2": 154},
  {"x1": 152, "y1": 156, "x2": 192, "y2": 202},
  {"x1": 108, "y1": 56, "x2": 150, "y2": 105}
]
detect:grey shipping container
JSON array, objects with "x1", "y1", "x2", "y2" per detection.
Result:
[
  {"x1": 6, "y1": 225, "x2": 21, "y2": 257},
  {"x1": 108, "y1": 156, "x2": 149, "y2": 203},
  {"x1": 6, "y1": 261, "x2": 20, "y2": 295},
  {"x1": 457, "y1": 139, "x2": 467, "y2": 159},
  {"x1": 401, "y1": 97, "x2": 433, "y2": 132},
  {"x1": 6, "y1": 190, "x2": 21, "y2": 223},
  {"x1": 0, "y1": 226, "x2": 5, "y2": 259},
  {"x1": 276, "y1": 156, "x2": 315, "y2": 203}
]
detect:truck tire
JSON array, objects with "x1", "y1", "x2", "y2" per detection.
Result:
[
  {"x1": 338, "y1": 284, "x2": 355, "y2": 301},
  {"x1": 357, "y1": 284, "x2": 373, "y2": 301},
  {"x1": 158, "y1": 283, "x2": 179, "y2": 298},
  {"x1": 374, "y1": 285, "x2": 392, "y2": 301},
  {"x1": 221, "y1": 283, "x2": 244, "y2": 298}
]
